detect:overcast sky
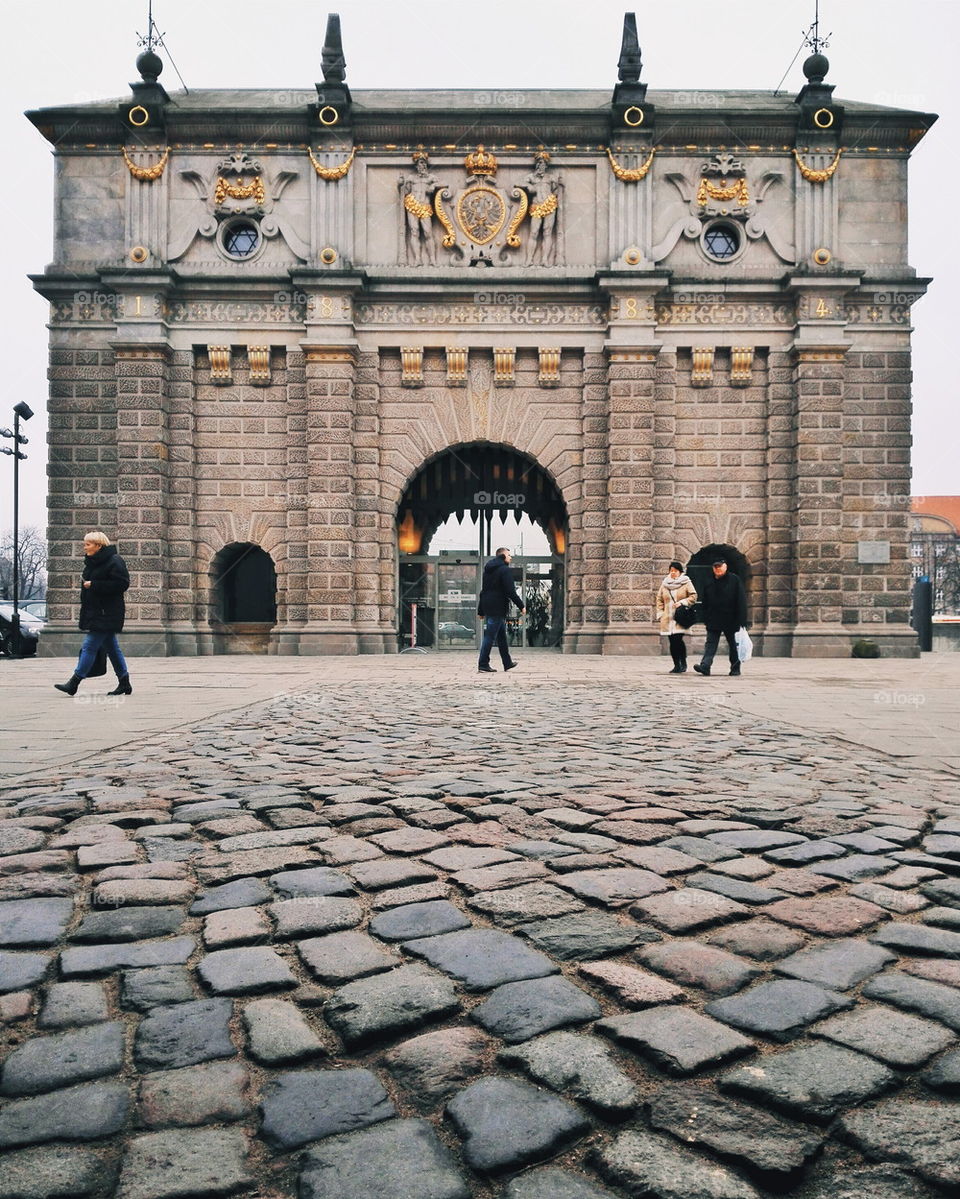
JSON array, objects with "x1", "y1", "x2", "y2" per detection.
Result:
[{"x1": 0, "y1": 0, "x2": 954, "y2": 536}]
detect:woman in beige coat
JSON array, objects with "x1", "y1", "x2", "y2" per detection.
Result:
[{"x1": 656, "y1": 560, "x2": 698, "y2": 673}]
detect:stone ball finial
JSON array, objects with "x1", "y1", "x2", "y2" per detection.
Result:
[
  {"x1": 137, "y1": 48, "x2": 163, "y2": 84},
  {"x1": 802, "y1": 52, "x2": 829, "y2": 84}
]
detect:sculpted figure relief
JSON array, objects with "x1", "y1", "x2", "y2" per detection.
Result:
[
  {"x1": 520, "y1": 150, "x2": 563, "y2": 267},
  {"x1": 398, "y1": 151, "x2": 443, "y2": 266}
]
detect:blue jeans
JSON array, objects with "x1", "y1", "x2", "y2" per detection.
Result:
[
  {"x1": 76, "y1": 632, "x2": 128, "y2": 679},
  {"x1": 478, "y1": 618, "x2": 513, "y2": 669}
]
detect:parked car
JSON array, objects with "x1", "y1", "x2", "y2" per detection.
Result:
[
  {"x1": 438, "y1": 621, "x2": 475, "y2": 643},
  {"x1": 0, "y1": 604, "x2": 44, "y2": 657}
]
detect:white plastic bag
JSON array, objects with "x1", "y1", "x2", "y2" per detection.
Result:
[{"x1": 735, "y1": 627, "x2": 753, "y2": 663}]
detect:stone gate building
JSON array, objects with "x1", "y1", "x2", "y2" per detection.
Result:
[{"x1": 29, "y1": 16, "x2": 936, "y2": 656}]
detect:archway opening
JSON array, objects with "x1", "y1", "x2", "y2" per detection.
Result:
[
  {"x1": 686, "y1": 543, "x2": 752, "y2": 610},
  {"x1": 396, "y1": 443, "x2": 567, "y2": 651},
  {"x1": 210, "y1": 543, "x2": 277, "y2": 625}
]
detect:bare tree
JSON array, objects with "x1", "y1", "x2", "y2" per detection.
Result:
[{"x1": 0, "y1": 526, "x2": 47, "y2": 601}]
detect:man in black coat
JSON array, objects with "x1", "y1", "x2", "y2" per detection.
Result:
[
  {"x1": 477, "y1": 547, "x2": 525, "y2": 673},
  {"x1": 693, "y1": 558, "x2": 748, "y2": 677}
]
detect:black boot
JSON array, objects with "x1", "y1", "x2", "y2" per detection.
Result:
[
  {"x1": 54, "y1": 674, "x2": 81, "y2": 696},
  {"x1": 108, "y1": 675, "x2": 133, "y2": 696}
]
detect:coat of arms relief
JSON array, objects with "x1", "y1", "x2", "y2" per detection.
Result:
[{"x1": 398, "y1": 146, "x2": 563, "y2": 267}]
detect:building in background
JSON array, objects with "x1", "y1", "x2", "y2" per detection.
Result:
[
  {"x1": 911, "y1": 496, "x2": 960, "y2": 616},
  {"x1": 28, "y1": 15, "x2": 936, "y2": 656}
]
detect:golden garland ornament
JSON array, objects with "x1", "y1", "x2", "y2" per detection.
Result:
[
  {"x1": 214, "y1": 175, "x2": 266, "y2": 206},
  {"x1": 696, "y1": 177, "x2": 750, "y2": 206},
  {"x1": 793, "y1": 147, "x2": 843, "y2": 183},
  {"x1": 529, "y1": 192, "x2": 559, "y2": 220},
  {"x1": 403, "y1": 193, "x2": 434, "y2": 221},
  {"x1": 308, "y1": 146, "x2": 356, "y2": 181},
  {"x1": 122, "y1": 146, "x2": 170, "y2": 181},
  {"x1": 606, "y1": 147, "x2": 656, "y2": 182}
]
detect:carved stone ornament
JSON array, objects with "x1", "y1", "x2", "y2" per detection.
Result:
[
  {"x1": 420, "y1": 147, "x2": 563, "y2": 267},
  {"x1": 652, "y1": 151, "x2": 795, "y2": 265},
  {"x1": 122, "y1": 146, "x2": 170, "y2": 182},
  {"x1": 171, "y1": 151, "x2": 309, "y2": 262}
]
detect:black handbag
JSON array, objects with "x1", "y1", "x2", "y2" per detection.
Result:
[
  {"x1": 87, "y1": 646, "x2": 108, "y2": 677},
  {"x1": 673, "y1": 602, "x2": 702, "y2": 629}
]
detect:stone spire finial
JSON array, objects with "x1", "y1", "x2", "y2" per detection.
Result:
[
  {"x1": 321, "y1": 13, "x2": 347, "y2": 86},
  {"x1": 617, "y1": 13, "x2": 642, "y2": 84}
]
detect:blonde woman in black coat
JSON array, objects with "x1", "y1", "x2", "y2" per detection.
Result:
[{"x1": 55, "y1": 531, "x2": 132, "y2": 697}]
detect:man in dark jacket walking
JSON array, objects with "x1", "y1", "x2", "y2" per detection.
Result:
[
  {"x1": 693, "y1": 558, "x2": 748, "y2": 677},
  {"x1": 477, "y1": 548, "x2": 525, "y2": 673}
]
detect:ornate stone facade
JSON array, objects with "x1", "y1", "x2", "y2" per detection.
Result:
[{"x1": 29, "y1": 20, "x2": 936, "y2": 656}]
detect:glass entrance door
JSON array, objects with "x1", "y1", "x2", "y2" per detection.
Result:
[
  {"x1": 398, "y1": 553, "x2": 564, "y2": 651},
  {"x1": 435, "y1": 556, "x2": 481, "y2": 649}
]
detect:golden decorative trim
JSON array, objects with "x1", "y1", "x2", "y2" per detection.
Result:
[
  {"x1": 401, "y1": 346, "x2": 424, "y2": 387},
  {"x1": 214, "y1": 175, "x2": 265, "y2": 206},
  {"x1": 624, "y1": 106, "x2": 644, "y2": 126},
  {"x1": 122, "y1": 146, "x2": 170, "y2": 181},
  {"x1": 318, "y1": 106, "x2": 340, "y2": 126},
  {"x1": 445, "y1": 347, "x2": 468, "y2": 386},
  {"x1": 404, "y1": 192, "x2": 433, "y2": 221},
  {"x1": 319, "y1": 246, "x2": 338, "y2": 265},
  {"x1": 609, "y1": 351, "x2": 657, "y2": 362},
  {"x1": 606, "y1": 147, "x2": 655, "y2": 182},
  {"x1": 730, "y1": 346, "x2": 754, "y2": 385},
  {"x1": 538, "y1": 347, "x2": 561, "y2": 386},
  {"x1": 433, "y1": 190, "x2": 457, "y2": 248},
  {"x1": 697, "y1": 177, "x2": 749, "y2": 206},
  {"x1": 506, "y1": 188, "x2": 529, "y2": 248},
  {"x1": 529, "y1": 192, "x2": 559, "y2": 221},
  {"x1": 813, "y1": 107, "x2": 835, "y2": 129},
  {"x1": 793, "y1": 147, "x2": 843, "y2": 183},
  {"x1": 493, "y1": 347, "x2": 516, "y2": 384},
  {"x1": 308, "y1": 146, "x2": 356, "y2": 180},
  {"x1": 305, "y1": 349, "x2": 357, "y2": 363},
  {"x1": 812, "y1": 247, "x2": 832, "y2": 265},
  {"x1": 691, "y1": 347, "x2": 714, "y2": 387},
  {"x1": 129, "y1": 246, "x2": 149, "y2": 264},
  {"x1": 128, "y1": 105, "x2": 150, "y2": 127},
  {"x1": 208, "y1": 345, "x2": 232, "y2": 384},
  {"x1": 248, "y1": 346, "x2": 271, "y2": 384},
  {"x1": 796, "y1": 349, "x2": 847, "y2": 362}
]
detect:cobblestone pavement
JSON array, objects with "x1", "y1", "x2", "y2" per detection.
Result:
[{"x1": 2, "y1": 659, "x2": 960, "y2": 1198}]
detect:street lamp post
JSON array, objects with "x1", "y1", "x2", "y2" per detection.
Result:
[{"x1": 1, "y1": 401, "x2": 34, "y2": 657}]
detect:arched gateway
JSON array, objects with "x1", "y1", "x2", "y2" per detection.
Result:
[
  {"x1": 30, "y1": 17, "x2": 933, "y2": 657},
  {"x1": 395, "y1": 444, "x2": 568, "y2": 652}
]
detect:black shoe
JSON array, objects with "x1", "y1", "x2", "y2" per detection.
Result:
[
  {"x1": 108, "y1": 675, "x2": 133, "y2": 695},
  {"x1": 678, "y1": 663, "x2": 687, "y2": 673},
  {"x1": 729, "y1": 665, "x2": 741, "y2": 677},
  {"x1": 54, "y1": 674, "x2": 81, "y2": 696},
  {"x1": 504, "y1": 661, "x2": 519, "y2": 671},
  {"x1": 693, "y1": 664, "x2": 710, "y2": 676},
  {"x1": 668, "y1": 666, "x2": 683, "y2": 674},
  {"x1": 478, "y1": 665, "x2": 496, "y2": 673}
]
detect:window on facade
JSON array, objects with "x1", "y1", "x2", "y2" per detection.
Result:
[
  {"x1": 220, "y1": 219, "x2": 261, "y2": 260},
  {"x1": 702, "y1": 223, "x2": 740, "y2": 261}
]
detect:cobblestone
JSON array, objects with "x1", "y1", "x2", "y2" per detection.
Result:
[{"x1": 1, "y1": 659, "x2": 957, "y2": 1197}]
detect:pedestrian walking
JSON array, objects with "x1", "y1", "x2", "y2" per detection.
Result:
[
  {"x1": 54, "y1": 531, "x2": 132, "y2": 697},
  {"x1": 693, "y1": 558, "x2": 748, "y2": 677},
  {"x1": 656, "y1": 560, "x2": 698, "y2": 673},
  {"x1": 477, "y1": 547, "x2": 525, "y2": 673}
]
